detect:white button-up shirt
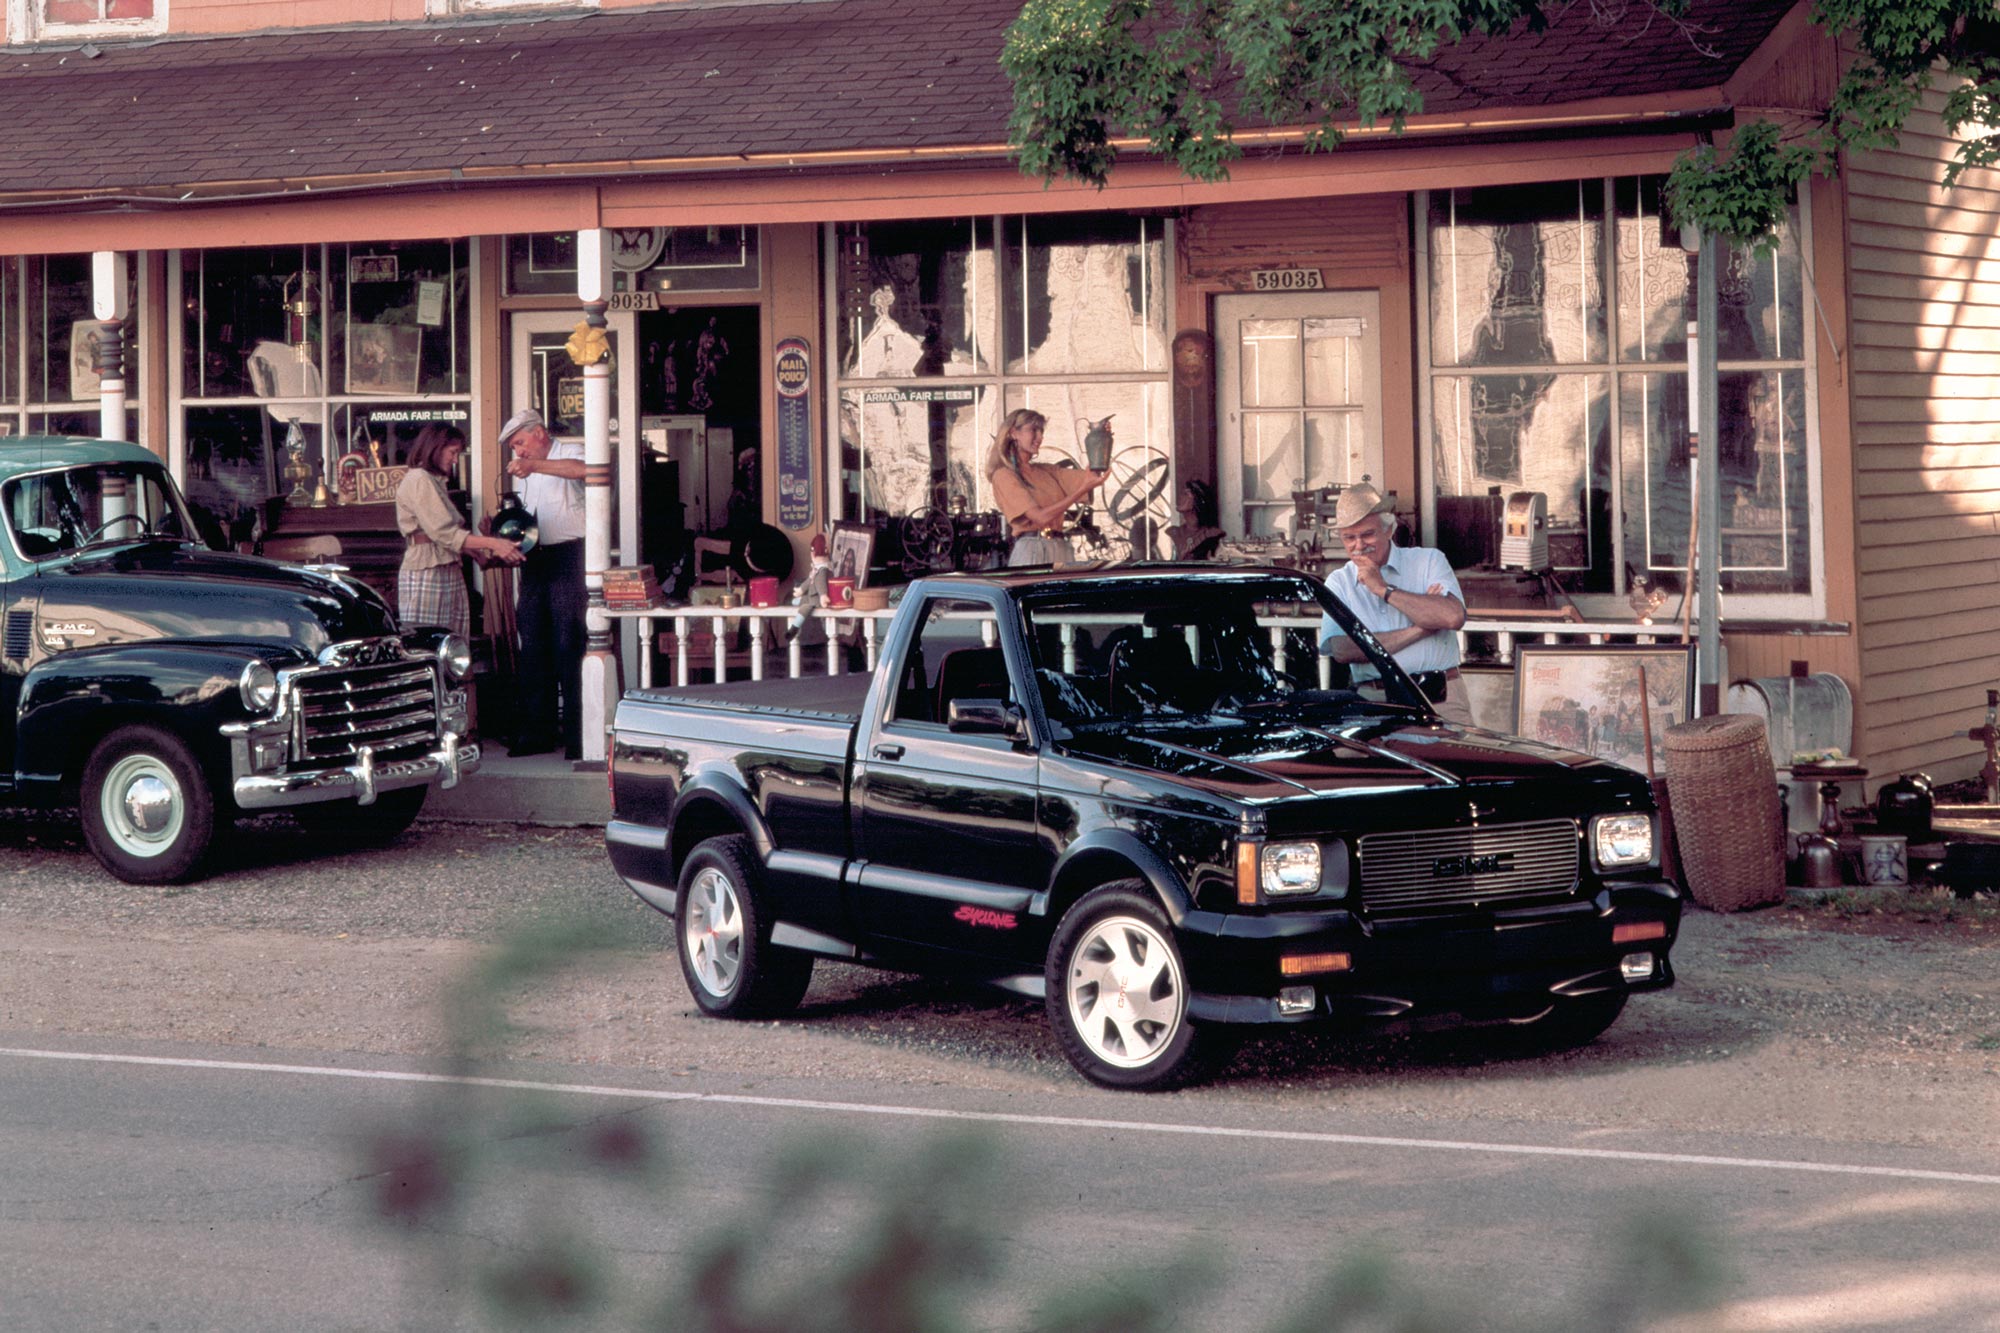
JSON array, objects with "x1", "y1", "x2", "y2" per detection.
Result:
[
  {"x1": 520, "y1": 439, "x2": 586, "y2": 545},
  {"x1": 1318, "y1": 544, "x2": 1464, "y2": 678}
]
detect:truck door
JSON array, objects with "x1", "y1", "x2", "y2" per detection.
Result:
[{"x1": 852, "y1": 591, "x2": 1049, "y2": 957}]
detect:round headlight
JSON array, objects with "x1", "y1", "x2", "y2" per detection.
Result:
[
  {"x1": 239, "y1": 660, "x2": 279, "y2": 713},
  {"x1": 437, "y1": 634, "x2": 473, "y2": 683}
]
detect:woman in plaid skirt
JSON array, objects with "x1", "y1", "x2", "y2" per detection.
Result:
[{"x1": 395, "y1": 424, "x2": 524, "y2": 637}]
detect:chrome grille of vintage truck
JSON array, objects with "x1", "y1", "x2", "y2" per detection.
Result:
[
  {"x1": 1357, "y1": 819, "x2": 1581, "y2": 913},
  {"x1": 290, "y1": 656, "x2": 441, "y2": 768}
]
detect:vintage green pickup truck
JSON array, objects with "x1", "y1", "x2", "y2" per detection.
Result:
[{"x1": 1, "y1": 436, "x2": 478, "y2": 883}]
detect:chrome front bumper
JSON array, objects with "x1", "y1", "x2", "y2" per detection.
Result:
[{"x1": 230, "y1": 733, "x2": 480, "y2": 810}]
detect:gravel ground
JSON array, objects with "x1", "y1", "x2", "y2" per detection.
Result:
[{"x1": 3, "y1": 809, "x2": 1997, "y2": 1151}]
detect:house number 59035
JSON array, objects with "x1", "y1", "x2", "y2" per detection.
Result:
[{"x1": 1251, "y1": 268, "x2": 1324, "y2": 291}]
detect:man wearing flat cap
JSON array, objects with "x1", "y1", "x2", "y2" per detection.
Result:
[
  {"x1": 1318, "y1": 482, "x2": 1474, "y2": 726},
  {"x1": 500, "y1": 408, "x2": 587, "y2": 758}
]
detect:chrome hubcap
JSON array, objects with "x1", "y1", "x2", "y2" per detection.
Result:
[
  {"x1": 1065, "y1": 914, "x2": 1184, "y2": 1069},
  {"x1": 683, "y1": 867, "x2": 744, "y2": 997},
  {"x1": 101, "y1": 755, "x2": 184, "y2": 858}
]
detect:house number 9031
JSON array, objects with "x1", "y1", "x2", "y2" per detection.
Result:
[{"x1": 1251, "y1": 268, "x2": 1324, "y2": 291}]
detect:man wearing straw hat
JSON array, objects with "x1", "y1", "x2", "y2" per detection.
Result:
[
  {"x1": 500, "y1": 407, "x2": 586, "y2": 758},
  {"x1": 1318, "y1": 481, "x2": 1474, "y2": 726}
]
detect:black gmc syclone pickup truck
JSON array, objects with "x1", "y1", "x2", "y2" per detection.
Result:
[
  {"x1": 2, "y1": 437, "x2": 478, "y2": 884},
  {"x1": 606, "y1": 566, "x2": 1681, "y2": 1090}
]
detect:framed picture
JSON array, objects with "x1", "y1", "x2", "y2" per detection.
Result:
[
  {"x1": 1512, "y1": 643, "x2": 1696, "y2": 776},
  {"x1": 828, "y1": 521, "x2": 876, "y2": 588},
  {"x1": 348, "y1": 253, "x2": 399, "y2": 284},
  {"x1": 70, "y1": 320, "x2": 102, "y2": 399},
  {"x1": 346, "y1": 323, "x2": 422, "y2": 395}
]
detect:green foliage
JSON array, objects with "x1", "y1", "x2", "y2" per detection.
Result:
[
  {"x1": 1004, "y1": 0, "x2": 2000, "y2": 250},
  {"x1": 359, "y1": 910, "x2": 1744, "y2": 1330}
]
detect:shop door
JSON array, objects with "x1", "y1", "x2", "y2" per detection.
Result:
[
  {"x1": 1215, "y1": 291, "x2": 1382, "y2": 538},
  {"x1": 509, "y1": 312, "x2": 640, "y2": 660}
]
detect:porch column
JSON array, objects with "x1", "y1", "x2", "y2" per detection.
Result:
[
  {"x1": 576, "y1": 229, "x2": 622, "y2": 764},
  {"x1": 92, "y1": 251, "x2": 128, "y2": 442}
]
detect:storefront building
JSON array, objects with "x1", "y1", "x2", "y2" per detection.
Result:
[{"x1": 1, "y1": 0, "x2": 1992, "y2": 785}]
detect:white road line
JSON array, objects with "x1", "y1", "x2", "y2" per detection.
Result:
[{"x1": 4, "y1": 1044, "x2": 1997, "y2": 1188}]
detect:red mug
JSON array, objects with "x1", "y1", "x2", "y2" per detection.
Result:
[{"x1": 826, "y1": 577, "x2": 856, "y2": 607}]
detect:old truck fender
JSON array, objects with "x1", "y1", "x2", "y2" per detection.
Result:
[
  {"x1": 1038, "y1": 828, "x2": 1196, "y2": 927},
  {"x1": 14, "y1": 641, "x2": 282, "y2": 793}
]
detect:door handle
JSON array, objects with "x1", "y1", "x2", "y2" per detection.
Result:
[{"x1": 872, "y1": 743, "x2": 905, "y2": 760}]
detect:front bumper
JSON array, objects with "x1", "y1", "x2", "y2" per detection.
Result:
[
  {"x1": 1179, "y1": 880, "x2": 1682, "y2": 1026},
  {"x1": 229, "y1": 733, "x2": 479, "y2": 810}
]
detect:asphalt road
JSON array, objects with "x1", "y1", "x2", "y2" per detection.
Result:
[{"x1": 3, "y1": 817, "x2": 1998, "y2": 1330}]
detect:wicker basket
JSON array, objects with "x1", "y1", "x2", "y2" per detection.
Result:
[{"x1": 1662, "y1": 714, "x2": 1787, "y2": 911}]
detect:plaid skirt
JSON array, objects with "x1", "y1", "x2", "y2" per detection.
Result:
[{"x1": 398, "y1": 563, "x2": 470, "y2": 639}]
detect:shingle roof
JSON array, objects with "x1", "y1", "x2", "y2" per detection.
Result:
[{"x1": 0, "y1": 0, "x2": 1798, "y2": 197}]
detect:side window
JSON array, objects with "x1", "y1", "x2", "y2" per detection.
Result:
[{"x1": 888, "y1": 597, "x2": 1006, "y2": 726}]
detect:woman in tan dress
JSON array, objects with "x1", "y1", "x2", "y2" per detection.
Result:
[
  {"x1": 985, "y1": 408, "x2": 1106, "y2": 567},
  {"x1": 394, "y1": 424, "x2": 524, "y2": 637}
]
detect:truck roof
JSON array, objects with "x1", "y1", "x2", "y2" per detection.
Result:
[
  {"x1": 0, "y1": 435, "x2": 163, "y2": 481},
  {"x1": 915, "y1": 564, "x2": 1312, "y2": 595}
]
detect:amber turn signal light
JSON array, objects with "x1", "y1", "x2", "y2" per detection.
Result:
[
  {"x1": 1611, "y1": 921, "x2": 1668, "y2": 944},
  {"x1": 1279, "y1": 951, "x2": 1351, "y2": 977},
  {"x1": 1237, "y1": 841, "x2": 1260, "y2": 905}
]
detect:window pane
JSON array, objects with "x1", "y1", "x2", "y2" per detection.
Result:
[
  {"x1": 1006, "y1": 382, "x2": 1173, "y2": 560},
  {"x1": 29, "y1": 254, "x2": 135, "y2": 406},
  {"x1": 1618, "y1": 369, "x2": 1808, "y2": 598},
  {"x1": 0, "y1": 258, "x2": 17, "y2": 404},
  {"x1": 1433, "y1": 373, "x2": 1611, "y2": 587},
  {"x1": 838, "y1": 384, "x2": 987, "y2": 522},
  {"x1": 333, "y1": 240, "x2": 469, "y2": 397},
  {"x1": 1239, "y1": 319, "x2": 1301, "y2": 408},
  {"x1": 835, "y1": 220, "x2": 993, "y2": 379},
  {"x1": 1616, "y1": 178, "x2": 1805, "y2": 363},
  {"x1": 183, "y1": 247, "x2": 321, "y2": 399},
  {"x1": 1428, "y1": 182, "x2": 1606, "y2": 368},
  {"x1": 29, "y1": 408, "x2": 137, "y2": 440},
  {"x1": 1303, "y1": 317, "x2": 1363, "y2": 406},
  {"x1": 183, "y1": 404, "x2": 319, "y2": 529},
  {"x1": 505, "y1": 228, "x2": 761, "y2": 297},
  {"x1": 1001, "y1": 214, "x2": 1167, "y2": 373}
]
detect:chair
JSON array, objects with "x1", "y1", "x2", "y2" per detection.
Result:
[
  {"x1": 934, "y1": 646, "x2": 1010, "y2": 722},
  {"x1": 1108, "y1": 635, "x2": 1210, "y2": 714}
]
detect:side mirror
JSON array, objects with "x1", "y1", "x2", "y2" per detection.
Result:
[{"x1": 946, "y1": 698, "x2": 1026, "y2": 740}]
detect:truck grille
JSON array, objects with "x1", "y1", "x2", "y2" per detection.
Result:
[
  {"x1": 1357, "y1": 819, "x2": 1580, "y2": 914},
  {"x1": 290, "y1": 656, "x2": 441, "y2": 768}
]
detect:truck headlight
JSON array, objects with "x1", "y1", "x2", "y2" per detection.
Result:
[
  {"x1": 238, "y1": 660, "x2": 279, "y2": 713},
  {"x1": 1261, "y1": 840, "x2": 1323, "y2": 896},
  {"x1": 1593, "y1": 813, "x2": 1655, "y2": 869},
  {"x1": 437, "y1": 634, "x2": 473, "y2": 683}
]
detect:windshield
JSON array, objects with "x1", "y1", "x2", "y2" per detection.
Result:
[
  {"x1": 1019, "y1": 572, "x2": 1428, "y2": 729},
  {"x1": 3, "y1": 462, "x2": 196, "y2": 562}
]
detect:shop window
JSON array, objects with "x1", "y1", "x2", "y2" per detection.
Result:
[
  {"x1": 177, "y1": 240, "x2": 470, "y2": 536},
  {"x1": 830, "y1": 215, "x2": 1175, "y2": 564},
  {"x1": 1420, "y1": 179, "x2": 1815, "y2": 616},
  {"x1": 0, "y1": 253, "x2": 141, "y2": 440},
  {"x1": 504, "y1": 228, "x2": 760, "y2": 297}
]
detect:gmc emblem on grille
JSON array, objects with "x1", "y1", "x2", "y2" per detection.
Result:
[{"x1": 1433, "y1": 852, "x2": 1510, "y2": 877}]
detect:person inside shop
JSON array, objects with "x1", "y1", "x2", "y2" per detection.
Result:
[
  {"x1": 1317, "y1": 481, "x2": 1474, "y2": 726},
  {"x1": 394, "y1": 423, "x2": 524, "y2": 640},
  {"x1": 986, "y1": 407, "x2": 1107, "y2": 567},
  {"x1": 500, "y1": 408, "x2": 587, "y2": 759}
]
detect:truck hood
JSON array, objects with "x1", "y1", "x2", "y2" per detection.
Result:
[
  {"x1": 1058, "y1": 714, "x2": 1651, "y2": 827},
  {"x1": 25, "y1": 541, "x2": 396, "y2": 657}
]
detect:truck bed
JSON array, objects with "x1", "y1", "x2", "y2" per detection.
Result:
[{"x1": 625, "y1": 671, "x2": 871, "y2": 724}]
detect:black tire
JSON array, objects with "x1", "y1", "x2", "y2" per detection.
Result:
[
  {"x1": 674, "y1": 835, "x2": 814, "y2": 1018},
  {"x1": 291, "y1": 788, "x2": 428, "y2": 845},
  {"x1": 1045, "y1": 882, "x2": 1222, "y2": 1091},
  {"x1": 1504, "y1": 989, "x2": 1629, "y2": 1053},
  {"x1": 79, "y1": 724, "x2": 216, "y2": 885}
]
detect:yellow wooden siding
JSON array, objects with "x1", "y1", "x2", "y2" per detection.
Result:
[{"x1": 1848, "y1": 79, "x2": 2000, "y2": 788}]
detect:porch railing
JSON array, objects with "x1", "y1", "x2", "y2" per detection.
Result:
[{"x1": 605, "y1": 605, "x2": 1682, "y2": 692}]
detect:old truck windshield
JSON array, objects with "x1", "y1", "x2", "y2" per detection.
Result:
[
  {"x1": 3, "y1": 463, "x2": 193, "y2": 561},
  {"x1": 1020, "y1": 573, "x2": 1419, "y2": 727}
]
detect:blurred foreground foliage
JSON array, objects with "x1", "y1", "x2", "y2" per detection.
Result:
[{"x1": 361, "y1": 914, "x2": 1735, "y2": 1330}]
